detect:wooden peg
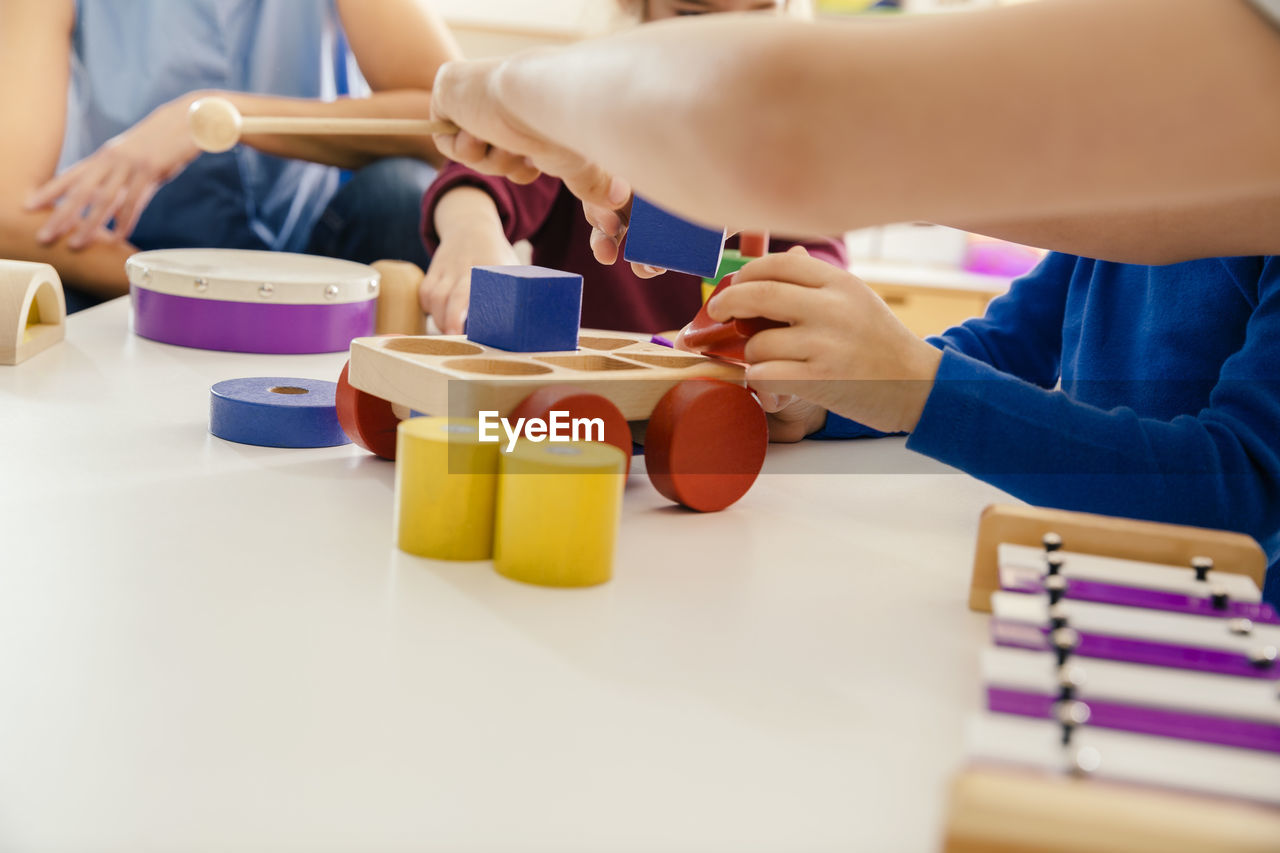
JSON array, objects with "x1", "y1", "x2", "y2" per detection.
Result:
[
  {"x1": 188, "y1": 97, "x2": 460, "y2": 154},
  {"x1": 0, "y1": 260, "x2": 65, "y2": 365},
  {"x1": 372, "y1": 260, "x2": 426, "y2": 336}
]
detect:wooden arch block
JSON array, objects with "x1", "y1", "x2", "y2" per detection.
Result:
[
  {"x1": 0, "y1": 260, "x2": 66, "y2": 365},
  {"x1": 969, "y1": 504, "x2": 1267, "y2": 612}
]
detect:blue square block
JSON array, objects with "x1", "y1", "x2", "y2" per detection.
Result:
[
  {"x1": 623, "y1": 195, "x2": 725, "y2": 279},
  {"x1": 466, "y1": 265, "x2": 583, "y2": 352}
]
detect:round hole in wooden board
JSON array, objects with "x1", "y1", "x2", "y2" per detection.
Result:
[
  {"x1": 442, "y1": 357, "x2": 554, "y2": 376},
  {"x1": 617, "y1": 353, "x2": 706, "y2": 370},
  {"x1": 535, "y1": 355, "x2": 648, "y2": 372},
  {"x1": 577, "y1": 335, "x2": 638, "y2": 351},
  {"x1": 384, "y1": 337, "x2": 484, "y2": 357}
]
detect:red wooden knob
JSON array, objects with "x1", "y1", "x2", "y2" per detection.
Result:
[
  {"x1": 509, "y1": 385, "x2": 634, "y2": 475},
  {"x1": 680, "y1": 273, "x2": 786, "y2": 363},
  {"x1": 645, "y1": 379, "x2": 767, "y2": 512},
  {"x1": 336, "y1": 361, "x2": 401, "y2": 460},
  {"x1": 738, "y1": 230, "x2": 770, "y2": 258}
]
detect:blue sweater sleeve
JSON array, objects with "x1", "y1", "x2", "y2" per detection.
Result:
[
  {"x1": 813, "y1": 252, "x2": 1074, "y2": 439},
  {"x1": 906, "y1": 261, "x2": 1280, "y2": 550}
]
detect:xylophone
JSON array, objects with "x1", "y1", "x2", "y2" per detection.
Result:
[{"x1": 944, "y1": 505, "x2": 1280, "y2": 852}]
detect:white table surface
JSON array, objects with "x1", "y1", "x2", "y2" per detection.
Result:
[{"x1": 0, "y1": 298, "x2": 1016, "y2": 853}]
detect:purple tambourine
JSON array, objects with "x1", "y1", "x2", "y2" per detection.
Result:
[{"x1": 127, "y1": 249, "x2": 379, "y2": 354}]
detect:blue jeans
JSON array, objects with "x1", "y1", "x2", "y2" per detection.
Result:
[
  {"x1": 305, "y1": 156, "x2": 435, "y2": 270},
  {"x1": 64, "y1": 157, "x2": 436, "y2": 313}
]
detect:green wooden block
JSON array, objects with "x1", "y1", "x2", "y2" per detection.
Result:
[{"x1": 701, "y1": 250, "x2": 753, "y2": 287}]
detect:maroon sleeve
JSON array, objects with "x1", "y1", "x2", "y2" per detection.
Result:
[
  {"x1": 420, "y1": 162, "x2": 563, "y2": 253},
  {"x1": 728, "y1": 233, "x2": 849, "y2": 270}
]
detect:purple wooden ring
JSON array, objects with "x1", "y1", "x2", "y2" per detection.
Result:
[{"x1": 132, "y1": 286, "x2": 374, "y2": 355}]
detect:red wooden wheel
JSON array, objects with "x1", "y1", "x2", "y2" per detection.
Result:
[
  {"x1": 336, "y1": 361, "x2": 401, "y2": 460},
  {"x1": 509, "y1": 385, "x2": 633, "y2": 475},
  {"x1": 645, "y1": 379, "x2": 767, "y2": 512}
]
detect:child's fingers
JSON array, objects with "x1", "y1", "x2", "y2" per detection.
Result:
[
  {"x1": 742, "y1": 325, "x2": 809, "y2": 365},
  {"x1": 744, "y1": 359, "x2": 814, "y2": 393},
  {"x1": 735, "y1": 250, "x2": 837, "y2": 288},
  {"x1": 443, "y1": 278, "x2": 471, "y2": 335},
  {"x1": 707, "y1": 279, "x2": 813, "y2": 325}
]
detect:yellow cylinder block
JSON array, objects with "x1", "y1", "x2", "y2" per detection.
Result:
[
  {"x1": 395, "y1": 416, "x2": 500, "y2": 560},
  {"x1": 494, "y1": 440, "x2": 626, "y2": 587}
]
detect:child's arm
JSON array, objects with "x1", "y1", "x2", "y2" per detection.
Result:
[
  {"x1": 431, "y1": 0, "x2": 1280, "y2": 262},
  {"x1": 709, "y1": 247, "x2": 943, "y2": 435},
  {"x1": 729, "y1": 248, "x2": 1073, "y2": 440},
  {"x1": 419, "y1": 163, "x2": 563, "y2": 333},
  {"x1": 724, "y1": 249, "x2": 1280, "y2": 592}
]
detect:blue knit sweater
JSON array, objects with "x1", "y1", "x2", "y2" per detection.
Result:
[{"x1": 818, "y1": 253, "x2": 1280, "y2": 606}]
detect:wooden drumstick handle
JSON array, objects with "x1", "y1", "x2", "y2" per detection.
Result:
[{"x1": 188, "y1": 96, "x2": 461, "y2": 154}]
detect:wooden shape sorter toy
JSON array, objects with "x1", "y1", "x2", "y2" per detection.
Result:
[
  {"x1": 942, "y1": 503, "x2": 1280, "y2": 852},
  {"x1": 342, "y1": 331, "x2": 768, "y2": 512},
  {"x1": 347, "y1": 332, "x2": 743, "y2": 423},
  {"x1": 0, "y1": 260, "x2": 66, "y2": 365}
]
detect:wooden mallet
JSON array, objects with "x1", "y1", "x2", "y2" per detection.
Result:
[{"x1": 188, "y1": 96, "x2": 460, "y2": 154}]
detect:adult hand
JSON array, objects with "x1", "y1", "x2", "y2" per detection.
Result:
[
  {"x1": 581, "y1": 197, "x2": 664, "y2": 279},
  {"x1": 430, "y1": 59, "x2": 632, "y2": 212},
  {"x1": 25, "y1": 92, "x2": 205, "y2": 250},
  {"x1": 706, "y1": 246, "x2": 943, "y2": 434}
]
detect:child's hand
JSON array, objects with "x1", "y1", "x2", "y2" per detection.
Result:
[
  {"x1": 708, "y1": 247, "x2": 943, "y2": 434},
  {"x1": 759, "y1": 393, "x2": 828, "y2": 443},
  {"x1": 422, "y1": 188, "x2": 520, "y2": 334}
]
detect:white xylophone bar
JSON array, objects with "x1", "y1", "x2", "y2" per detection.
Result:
[
  {"x1": 966, "y1": 713, "x2": 1280, "y2": 805},
  {"x1": 982, "y1": 646, "x2": 1280, "y2": 724},
  {"x1": 992, "y1": 592, "x2": 1280, "y2": 655},
  {"x1": 999, "y1": 543, "x2": 1262, "y2": 601}
]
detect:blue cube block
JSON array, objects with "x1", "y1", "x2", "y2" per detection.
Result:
[
  {"x1": 623, "y1": 195, "x2": 726, "y2": 279},
  {"x1": 466, "y1": 265, "x2": 583, "y2": 352}
]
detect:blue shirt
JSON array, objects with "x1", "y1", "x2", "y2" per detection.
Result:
[
  {"x1": 819, "y1": 254, "x2": 1280, "y2": 607},
  {"x1": 60, "y1": 0, "x2": 368, "y2": 253}
]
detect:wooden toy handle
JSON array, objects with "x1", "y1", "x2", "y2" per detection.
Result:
[{"x1": 189, "y1": 96, "x2": 461, "y2": 154}]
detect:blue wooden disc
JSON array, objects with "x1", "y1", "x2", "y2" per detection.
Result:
[{"x1": 210, "y1": 377, "x2": 350, "y2": 448}]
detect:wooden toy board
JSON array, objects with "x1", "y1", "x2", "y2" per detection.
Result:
[{"x1": 347, "y1": 331, "x2": 745, "y2": 420}]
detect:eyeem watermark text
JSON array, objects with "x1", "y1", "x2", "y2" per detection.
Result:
[{"x1": 478, "y1": 410, "x2": 605, "y2": 452}]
